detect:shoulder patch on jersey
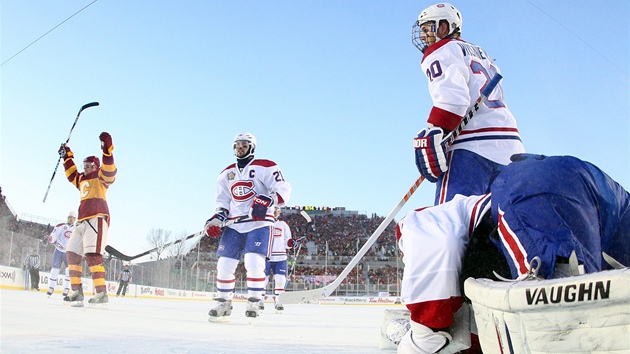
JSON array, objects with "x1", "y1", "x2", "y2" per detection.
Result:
[
  {"x1": 220, "y1": 163, "x2": 236, "y2": 174},
  {"x1": 251, "y1": 159, "x2": 277, "y2": 167},
  {"x1": 56, "y1": 223, "x2": 65, "y2": 227}
]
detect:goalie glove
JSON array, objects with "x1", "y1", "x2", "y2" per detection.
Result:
[
  {"x1": 204, "y1": 210, "x2": 227, "y2": 237},
  {"x1": 249, "y1": 194, "x2": 273, "y2": 221},
  {"x1": 414, "y1": 127, "x2": 448, "y2": 183}
]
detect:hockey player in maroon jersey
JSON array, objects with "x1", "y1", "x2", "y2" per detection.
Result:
[{"x1": 59, "y1": 132, "x2": 116, "y2": 307}]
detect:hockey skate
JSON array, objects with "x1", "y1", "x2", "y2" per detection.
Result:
[
  {"x1": 245, "y1": 297, "x2": 260, "y2": 324},
  {"x1": 88, "y1": 292, "x2": 109, "y2": 308},
  {"x1": 46, "y1": 287, "x2": 54, "y2": 297},
  {"x1": 63, "y1": 288, "x2": 84, "y2": 307},
  {"x1": 274, "y1": 302, "x2": 284, "y2": 314},
  {"x1": 62, "y1": 288, "x2": 69, "y2": 297},
  {"x1": 258, "y1": 298, "x2": 265, "y2": 311},
  {"x1": 208, "y1": 298, "x2": 232, "y2": 323}
]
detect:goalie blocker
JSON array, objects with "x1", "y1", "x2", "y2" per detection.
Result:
[{"x1": 465, "y1": 267, "x2": 630, "y2": 354}]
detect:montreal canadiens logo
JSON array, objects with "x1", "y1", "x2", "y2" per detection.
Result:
[{"x1": 231, "y1": 180, "x2": 256, "y2": 201}]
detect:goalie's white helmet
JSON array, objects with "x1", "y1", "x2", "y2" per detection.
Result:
[
  {"x1": 412, "y1": 3, "x2": 462, "y2": 53},
  {"x1": 233, "y1": 132, "x2": 256, "y2": 159}
]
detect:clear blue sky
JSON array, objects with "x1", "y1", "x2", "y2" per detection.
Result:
[{"x1": 2, "y1": 1, "x2": 628, "y2": 259}]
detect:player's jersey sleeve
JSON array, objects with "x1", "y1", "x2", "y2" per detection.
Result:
[
  {"x1": 256, "y1": 159, "x2": 291, "y2": 207},
  {"x1": 281, "y1": 221, "x2": 292, "y2": 248}
]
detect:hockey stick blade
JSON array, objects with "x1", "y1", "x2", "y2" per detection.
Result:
[
  {"x1": 299, "y1": 210, "x2": 312, "y2": 223},
  {"x1": 81, "y1": 101, "x2": 99, "y2": 111},
  {"x1": 279, "y1": 74, "x2": 503, "y2": 304}
]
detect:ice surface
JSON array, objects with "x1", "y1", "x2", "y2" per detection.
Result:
[{"x1": 0, "y1": 289, "x2": 400, "y2": 353}]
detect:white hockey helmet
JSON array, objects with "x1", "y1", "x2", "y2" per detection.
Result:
[
  {"x1": 412, "y1": 3, "x2": 462, "y2": 53},
  {"x1": 233, "y1": 132, "x2": 256, "y2": 159},
  {"x1": 68, "y1": 211, "x2": 78, "y2": 218}
]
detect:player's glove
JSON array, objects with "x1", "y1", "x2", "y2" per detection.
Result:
[
  {"x1": 287, "y1": 237, "x2": 303, "y2": 249},
  {"x1": 204, "y1": 210, "x2": 227, "y2": 237},
  {"x1": 99, "y1": 132, "x2": 113, "y2": 155},
  {"x1": 58, "y1": 144, "x2": 74, "y2": 160},
  {"x1": 414, "y1": 127, "x2": 448, "y2": 183},
  {"x1": 249, "y1": 194, "x2": 273, "y2": 221}
]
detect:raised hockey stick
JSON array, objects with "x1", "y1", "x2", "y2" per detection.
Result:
[
  {"x1": 279, "y1": 74, "x2": 503, "y2": 304},
  {"x1": 105, "y1": 215, "x2": 252, "y2": 261},
  {"x1": 43, "y1": 101, "x2": 100, "y2": 203}
]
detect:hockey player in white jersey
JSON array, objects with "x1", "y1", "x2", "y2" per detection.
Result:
[
  {"x1": 412, "y1": 3, "x2": 524, "y2": 205},
  {"x1": 204, "y1": 132, "x2": 291, "y2": 322},
  {"x1": 261, "y1": 206, "x2": 297, "y2": 313},
  {"x1": 44, "y1": 211, "x2": 75, "y2": 297}
]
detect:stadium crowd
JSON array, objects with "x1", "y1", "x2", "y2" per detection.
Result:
[{"x1": 1, "y1": 188, "x2": 403, "y2": 292}]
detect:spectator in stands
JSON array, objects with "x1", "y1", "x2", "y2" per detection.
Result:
[{"x1": 23, "y1": 249, "x2": 41, "y2": 291}]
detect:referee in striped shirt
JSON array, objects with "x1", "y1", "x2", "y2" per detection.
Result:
[{"x1": 23, "y1": 249, "x2": 41, "y2": 291}]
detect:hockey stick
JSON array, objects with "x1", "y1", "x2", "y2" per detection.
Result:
[
  {"x1": 43, "y1": 101, "x2": 100, "y2": 203},
  {"x1": 279, "y1": 74, "x2": 503, "y2": 304},
  {"x1": 105, "y1": 215, "x2": 251, "y2": 261},
  {"x1": 106, "y1": 231, "x2": 205, "y2": 262},
  {"x1": 285, "y1": 210, "x2": 312, "y2": 287}
]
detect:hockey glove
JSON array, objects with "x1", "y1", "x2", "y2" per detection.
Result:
[
  {"x1": 287, "y1": 236, "x2": 304, "y2": 248},
  {"x1": 204, "y1": 210, "x2": 227, "y2": 238},
  {"x1": 99, "y1": 132, "x2": 113, "y2": 155},
  {"x1": 58, "y1": 144, "x2": 74, "y2": 160},
  {"x1": 249, "y1": 194, "x2": 273, "y2": 221},
  {"x1": 414, "y1": 127, "x2": 448, "y2": 183}
]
